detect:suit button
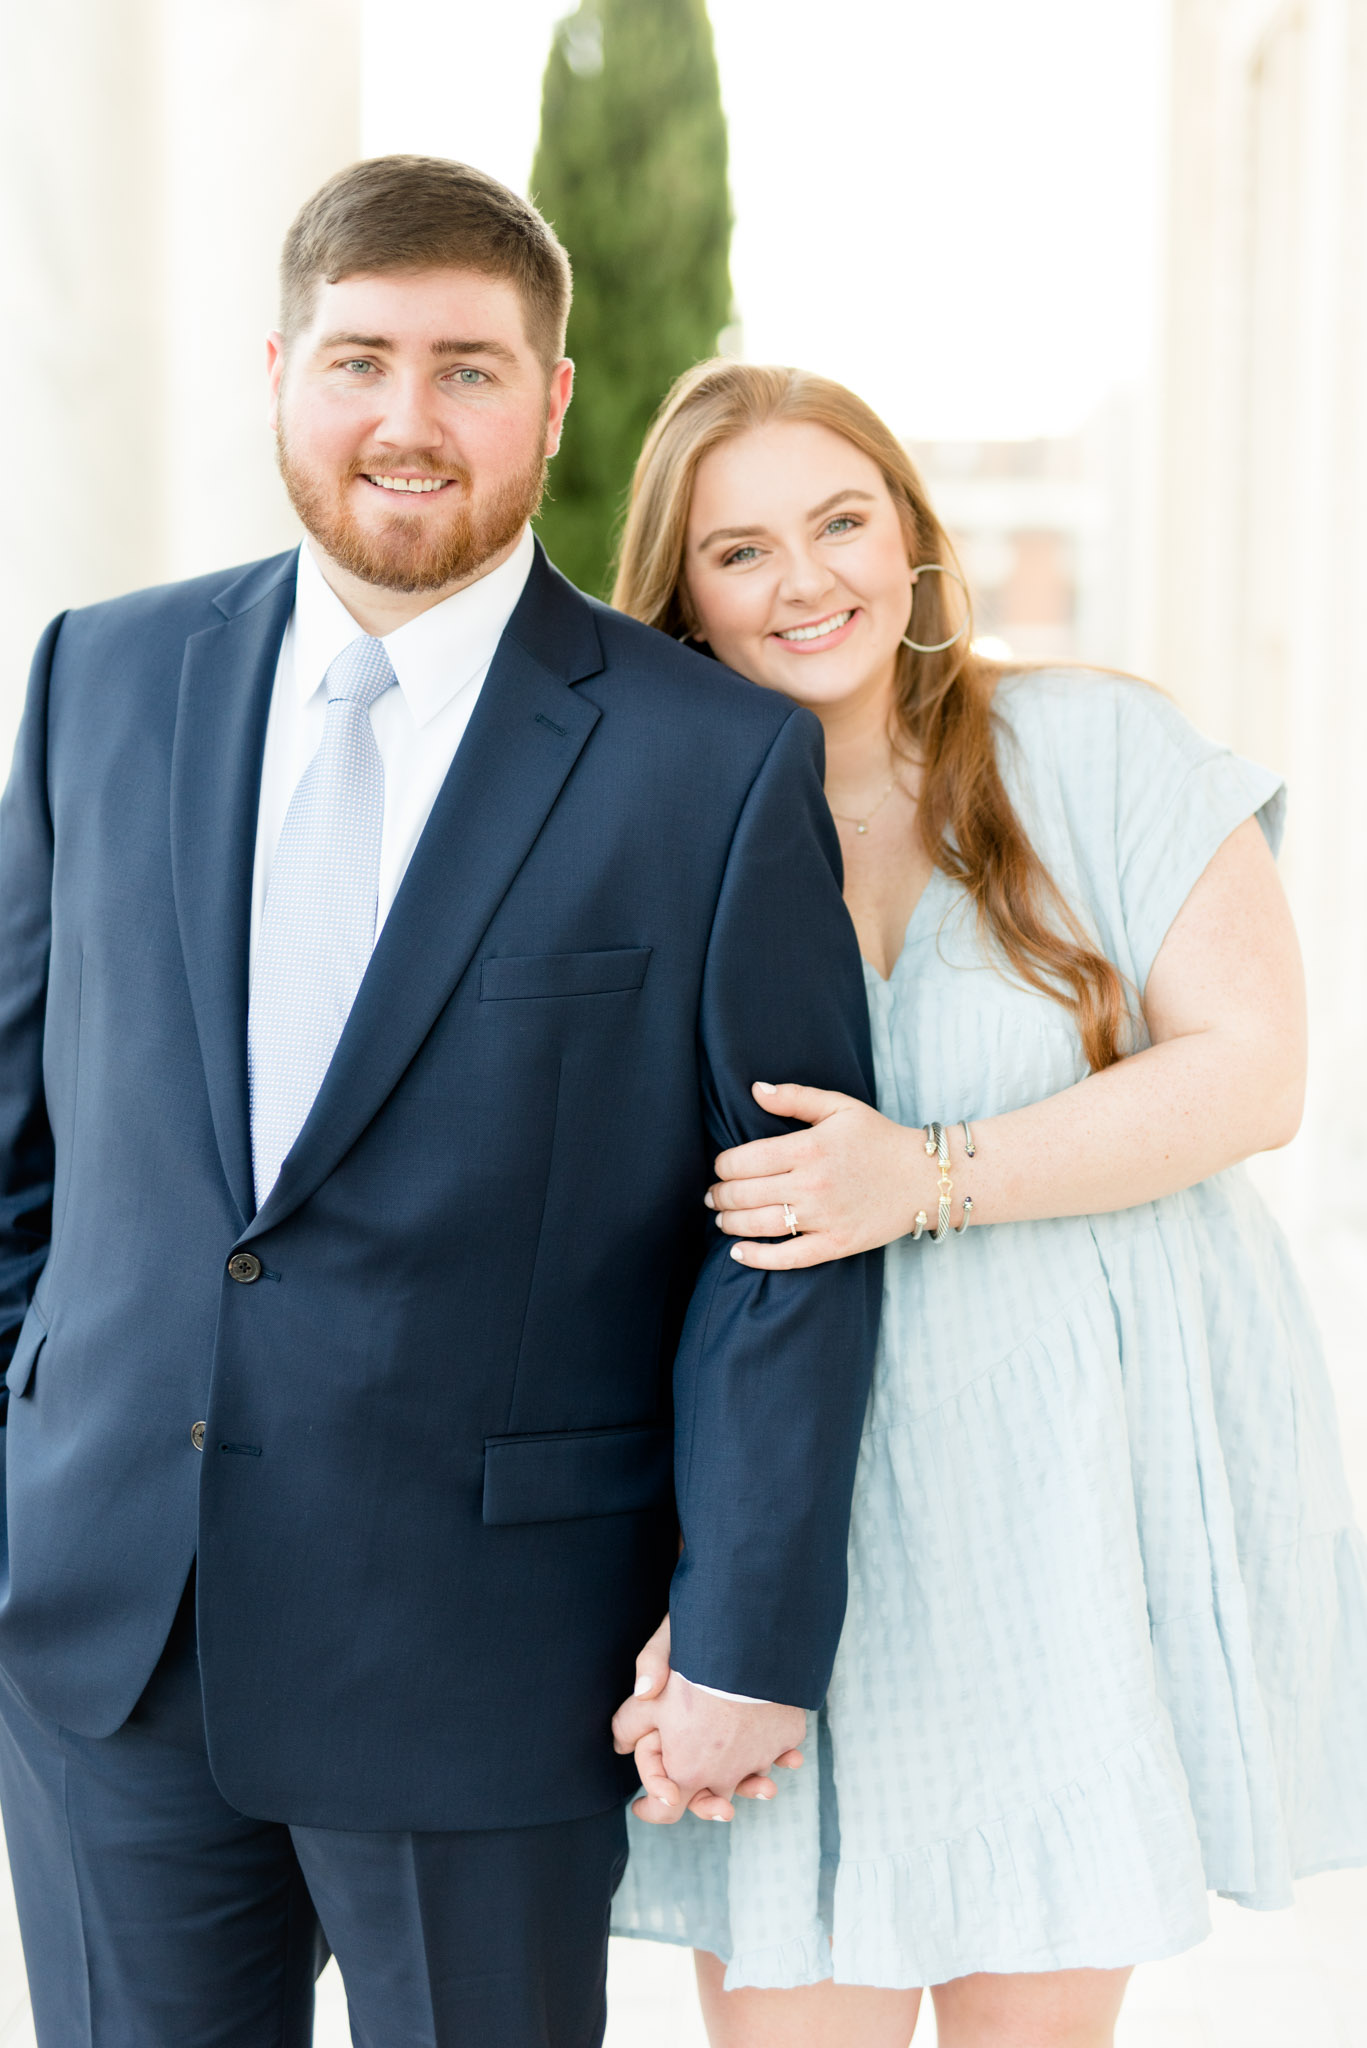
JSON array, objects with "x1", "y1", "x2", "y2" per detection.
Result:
[
  {"x1": 227, "y1": 1252, "x2": 262, "y2": 1285},
  {"x1": 191, "y1": 1421, "x2": 206, "y2": 1451}
]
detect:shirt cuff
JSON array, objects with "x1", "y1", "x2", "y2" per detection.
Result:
[{"x1": 677, "y1": 1673, "x2": 774, "y2": 1705}]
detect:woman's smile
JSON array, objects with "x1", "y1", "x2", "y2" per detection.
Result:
[{"x1": 771, "y1": 607, "x2": 860, "y2": 651}]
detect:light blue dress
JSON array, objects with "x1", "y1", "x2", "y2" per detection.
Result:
[{"x1": 611, "y1": 669, "x2": 1367, "y2": 1988}]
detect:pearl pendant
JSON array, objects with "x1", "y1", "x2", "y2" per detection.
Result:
[{"x1": 856, "y1": 821, "x2": 869, "y2": 834}]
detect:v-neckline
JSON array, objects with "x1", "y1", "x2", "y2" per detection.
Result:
[{"x1": 861, "y1": 866, "x2": 945, "y2": 986}]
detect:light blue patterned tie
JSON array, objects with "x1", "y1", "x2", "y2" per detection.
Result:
[{"x1": 248, "y1": 634, "x2": 398, "y2": 1206}]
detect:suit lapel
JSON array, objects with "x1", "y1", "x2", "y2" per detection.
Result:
[
  {"x1": 170, "y1": 554, "x2": 297, "y2": 1226},
  {"x1": 243, "y1": 548, "x2": 605, "y2": 1240}
]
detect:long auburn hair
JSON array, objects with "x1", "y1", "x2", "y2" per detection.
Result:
[{"x1": 612, "y1": 360, "x2": 1128, "y2": 1072}]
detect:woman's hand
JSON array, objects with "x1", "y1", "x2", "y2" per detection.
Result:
[
  {"x1": 616, "y1": 1614, "x2": 803, "y2": 1821},
  {"x1": 708, "y1": 1082, "x2": 932, "y2": 1270}
]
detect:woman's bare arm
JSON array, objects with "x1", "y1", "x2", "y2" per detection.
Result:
[{"x1": 714, "y1": 819, "x2": 1306, "y2": 1268}]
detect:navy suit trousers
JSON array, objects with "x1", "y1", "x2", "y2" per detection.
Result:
[{"x1": 0, "y1": 1573, "x2": 627, "y2": 2048}]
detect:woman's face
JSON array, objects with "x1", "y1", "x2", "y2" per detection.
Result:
[{"x1": 683, "y1": 420, "x2": 914, "y2": 714}]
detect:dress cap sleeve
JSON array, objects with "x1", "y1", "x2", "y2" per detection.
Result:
[{"x1": 1115, "y1": 683, "x2": 1286, "y2": 991}]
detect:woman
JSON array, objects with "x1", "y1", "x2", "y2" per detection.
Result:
[{"x1": 606, "y1": 361, "x2": 1367, "y2": 2048}]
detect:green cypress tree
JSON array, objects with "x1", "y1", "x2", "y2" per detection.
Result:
[{"x1": 531, "y1": 0, "x2": 733, "y2": 596}]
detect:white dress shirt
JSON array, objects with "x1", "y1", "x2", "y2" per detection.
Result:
[
  {"x1": 249, "y1": 525, "x2": 535, "y2": 971},
  {"x1": 249, "y1": 525, "x2": 765, "y2": 1707}
]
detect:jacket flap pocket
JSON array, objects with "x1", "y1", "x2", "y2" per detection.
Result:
[
  {"x1": 483, "y1": 1423, "x2": 672, "y2": 1526},
  {"x1": 5, "y1": 1306, "x2": 48, "y2": 1398},
  {"x1": 480, "y1": 947, "x2": 652, "y2": 1002}
]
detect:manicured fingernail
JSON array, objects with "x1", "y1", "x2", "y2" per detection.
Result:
[
  {"x1": 703, "y1": 1191, "x2": 715, "y2": 1209},
  {"x1": 714, "y1": 1213, "x2": 726, "y2": 1229},
  {"x1": 710, "y1": 1814, "x2": 730, "y2": 1822},
  {"x1": 729, "y1": 1245, "x2": 746, "y2": 1263},
  {"x1": 659, "y1": 1790, "x2": 678, "y2": 1807},
  {"x1": 757, "y1": 1790, "x2": 773, "y2": 1800},
  {"x1": 756, "y1": 1081, "x2": 777, "y2": 1095},
  {"x1": 634, "y1": 1674, "x2": 653, "y2": 1696}
]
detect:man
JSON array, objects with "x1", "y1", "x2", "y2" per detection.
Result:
[{"x1": 0, "y1": 157, "x2": 880, "y2": 2046}]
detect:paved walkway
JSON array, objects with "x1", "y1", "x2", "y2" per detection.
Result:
[{"x1": 1, "y1": 1214, "x2": 1363, "y2": 2046}]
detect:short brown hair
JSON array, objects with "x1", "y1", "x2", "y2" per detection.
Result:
[{"x1": 279, "y1": 155, "x2": 572, "y2": 368}]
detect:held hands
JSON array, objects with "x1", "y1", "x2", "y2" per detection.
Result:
[
  {"x1": 612, "y1": 1616, "x2": 805, "y2": 1825},
  {"x1": 707, "y1": 1082, "x2": 932, "y2": 1270}
]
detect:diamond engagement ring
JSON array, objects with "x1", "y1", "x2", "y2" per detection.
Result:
[{"x1": 782, "y1": 1203, "x2": 800, "y2": 1237}]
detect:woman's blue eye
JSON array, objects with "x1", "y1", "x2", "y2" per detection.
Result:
[
  {"x1": 723, "y1": 545, "x2": 761, "y2": 566},
  {"x1": 825, "y1": 516, "x2": 859, "y2": 535}
]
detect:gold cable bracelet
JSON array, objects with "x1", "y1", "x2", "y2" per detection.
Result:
[
  {"x1": 912, "y1": 1121, "x2": 939, "y2": 1241},
  {"x1": 917, "y1": 1121, "x2": 975, "y2": 1240},
  {"x1": 931, "y1": 1122, "x2": 953, "y2": 1241}
]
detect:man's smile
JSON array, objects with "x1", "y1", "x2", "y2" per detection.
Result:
[{"x1": 361, "y1": 474, "x2": 457, "y2": 493}]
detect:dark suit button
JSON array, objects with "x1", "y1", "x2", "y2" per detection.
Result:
[
  {"x1": 227, "y1": 1252, "x2": 262, "y2": 1285},
  {"x1": 191, "y1": 1421, "x2": 206, "y2": 1451}
]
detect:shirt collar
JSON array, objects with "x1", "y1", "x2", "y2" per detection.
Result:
[{"x1": 290, "y1": 526, "x2": 536, "y2": 728}]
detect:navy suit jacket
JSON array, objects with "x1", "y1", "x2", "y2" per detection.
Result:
[{"x1": 0, "y1": 542, "x2": 881, "y2": 1831}]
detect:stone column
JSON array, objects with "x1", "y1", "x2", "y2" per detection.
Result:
[
  {"x1": 0, "y1": 0, "x2": 165, "y2": 742},
  {"x1": 157, "y1": 0, "x2": 362, "y2": 582},
  {"x1": 1154, "y1": 0, "x2": 1367, "y2": 1221},
  {"x1": 0, "y1": 0, "x2": 361, "y2": 753}
]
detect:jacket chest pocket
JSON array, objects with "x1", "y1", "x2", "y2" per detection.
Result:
[
  {"x1": 482, "y1": 1422, "x2": 671, "y2": 1524},
  {"x1": 479, "y1": 947, "x2": 652, "y2": 1002}
]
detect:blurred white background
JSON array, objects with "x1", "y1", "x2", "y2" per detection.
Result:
[{"x1": 1, "y1": 0, "x2": 1365, "y2": 2040}]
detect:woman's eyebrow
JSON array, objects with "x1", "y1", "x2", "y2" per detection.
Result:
[
  {"x1": 807, "y1": 488, "x2": 876, "y2": 518},
  {"x1": 697, "y1": 488, "x2": 877, "y2": 551},
  {"x1": 697, "y1": 522, "x2": 766, "y2": 549}
]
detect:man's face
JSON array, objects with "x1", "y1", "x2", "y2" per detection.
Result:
[{"x1": 268, "y1": 268, "x2": 573, "y2": 595}]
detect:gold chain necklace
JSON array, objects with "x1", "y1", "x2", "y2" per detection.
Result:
[{"x1": 828, "y1": 776, "x2": 898, "y2": 836}]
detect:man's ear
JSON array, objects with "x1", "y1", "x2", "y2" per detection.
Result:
[
  {"x1": 545, "y1": 359, "x2": 575, "y2": 457},
  {"x1": 266, "y1": 332, "x2": 286, "y2": 431}
]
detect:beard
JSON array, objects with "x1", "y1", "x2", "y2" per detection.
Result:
[{"x1": 276, "y1": 419, "x2": 548, "y2": 595}]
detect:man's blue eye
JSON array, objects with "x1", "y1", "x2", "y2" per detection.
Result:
[
  {"x1": 455, "y1": 368, "x2": 487, "y2": 384},
  {"x1": 343, "y1": 360, "x2": 374, "y2": 373}
]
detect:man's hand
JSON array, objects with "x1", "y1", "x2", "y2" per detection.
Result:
[{"x1": 613, "y1": 1617, "x2": 806, "y2": 1824}]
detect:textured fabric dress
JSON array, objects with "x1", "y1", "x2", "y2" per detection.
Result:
[{"x1": 611, "y1": 669, "x2": 1367, "y2": 1988}]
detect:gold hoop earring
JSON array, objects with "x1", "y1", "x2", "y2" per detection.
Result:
[{"x1": 901, "y1": 563, "x2": 971, "y2": 655}]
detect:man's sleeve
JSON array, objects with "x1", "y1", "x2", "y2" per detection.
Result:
[
  {"x1": 668, "y1": 705, "x2": 884, "y2": 1708},
  {"x1": 0, "y1": 618, "x2": 61, "y2": 1373}
]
